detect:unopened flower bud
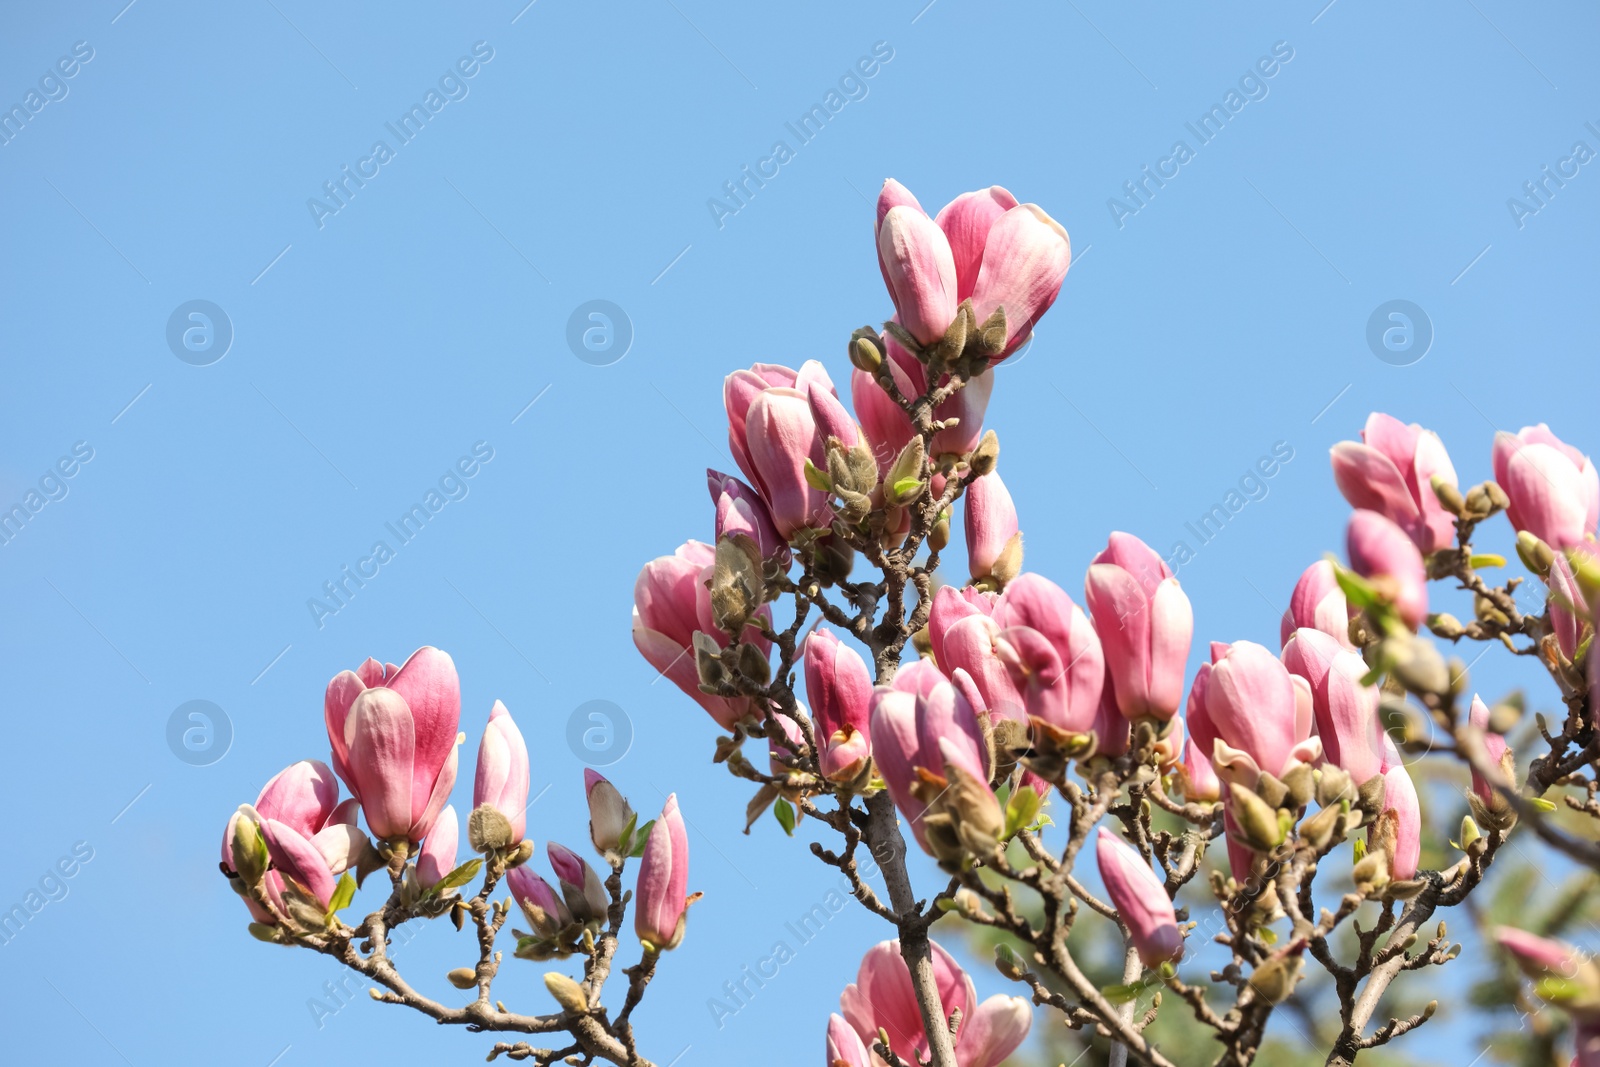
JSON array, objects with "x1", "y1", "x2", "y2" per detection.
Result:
[
  {"x1": 1299, "y1": 802, "x2": 1343, "y2": 851},
  {"x1": 467, "y1": 804, "x2": 516, "y2": 854},
  {"x1": 1430, "y1": 474, "x2": 1465, "y2": 517},
  {"x1": 1229, "y1": 784, "x2": 1284, "y2": 851},
  {"x1": 1247, "y1": 951, "x2": 1304, "y2": 1005},
  {"x1": 710, "y1": 536, "x2": 764, "y2": 635},
  {"x1": 990, "y1": 532, "x2": 1024, "y2": 587},
  {"x1": 584, "y1": 770, "x2": 634, "y2": 856},
  {"x1": 447, "y1": 967, "x2": 478, "y2": 990},
  {"x1": 969, "y1": 431, "x2": 1000, "y2": 477},
  {"x1": 1315, "y1": 765, "x2": 1353, "y2": 808},
  {"x1": 849, "y1": 328, "x2": 884, "y2": 374},
  {"x1": 544, "y1": 972, "x2": 589, "y2": 1014},
  {"x1": 1516, "y1": 530, "x2": 1555, "y2": 577},
  {"x1": 929, "y1": 511, "x2": 951, "y2": 552},
  {"x1": 1427, "y1": 613, "x2": 1465, "y2": 639},
  {"x1": 692, "y1": 631, "x2": 725, "y2": 692},
  {"x1": 1280, "y1": 763, "x2": 1315, "y2": 809},
  {"x1": 229, "y1": 808, "x2": 268, "y2": 887}
]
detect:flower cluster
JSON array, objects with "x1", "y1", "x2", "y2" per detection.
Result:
[
  {"x1": 220, "y1": 646, "x2": 691, "y2": 1064},
  {"x1": 629, "y1": 175, "x2": 1600, "y2": 1067}
]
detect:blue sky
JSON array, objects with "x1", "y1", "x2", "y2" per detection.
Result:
[{"x1": 2, "y1": 1, "x2": 1597, "y2": 1064}]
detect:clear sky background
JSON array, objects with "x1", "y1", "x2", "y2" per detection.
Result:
[{"x1": 2, "y1": 2, "x2": 1598, "y2": 1064}]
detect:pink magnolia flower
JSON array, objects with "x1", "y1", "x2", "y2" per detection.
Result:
[
  {"x1": 549, "y1": 841, "x2": 611, "y2": 925},
  {"x1": 474, "y1": 700, "x2": 530, "y2": 842},
  {"x1": 1084, "y1": 532, "x2": 1193, "y2": 721},
  {"x1": 1096, "y1": 827, "x2": 1183, "y2": 966},
  {"x1": 1493, "y1": 424, "x2": 1600, "y2": 549},
  {"x1": 804, "y1": 628, "x2": 874, "y2": 782},
  {"x1": 1346, "y1": 509, "x2": 1428, "y2": 630},
  {"x1": 1467, "y1": 694, "x2": 1512, "y2": 807},
  {"x1": 1281, "y1": 628, "x2": 1384, "y2": 784},
  {"x1": 635, "y1": 793, "x2": 690, "y2": 950},
  {"x1": 1189, "y1": 640, "x2": 1320, "y2": 787},
  {"x1": 1177, "y1": 724, "x2": 1221, "y2": 802},
  {"x1": 1377, "y1": 737, "x2": 1420, "y2": 881},
  {"x1": 927, "y1": 585, "x2": 997, "y2": 664},
  {"x1": 876, "y1": 179, "x2": 1071, "y2": 362},
  {"x1": 989, "y1": 573, "x2": 1105, "y2": 737},
  {"x1": 724, "y1": 360, "x2": 838, "y2": 539},
  {"x1": 416, "y1": 804, "x2": 459, "y2": 889},
  {"x1": 708, "y1": 468, "x2": 788, "y2": 566},
  {"x1": 632, "y1": 540, "x2": 772, "y2": 730},
  {"x1": 1279, "y1": 560, "x2": 1354, "y2": 650},
  {"x1": 867, "y1": 673, "x2": 988, "y2": 850},
  {"x1": 1494, "y1": 926, "x2": 1600, "y2": 1033},
  {"x1": 1548, "y1": 550, "x2": 1589, "y2": 661},
  {"x1": 966, "y1": 203, "x2": 1073, "y2": 361},
  {"x1": 584, "y1": 769, "x2": 634, "y2": 855},
  {"x1": 324, "y1": 647, "x2": 461, "y2": 846},
  {"x1": 507, "y1": 865, "x2": 572, "y2": 933},
  {"x1": 1330, "y1": 413, "x2": 1460, "y2": 553},
  {"x1": 826, "y1": 1013, "x2": 871, "y2": 1067},
  {"x1": 836, "y1": 938, "x2": 1031, "y2": 1067},
  {"x1": 877, "y1": 202, "x2": 959, "y2": 346},
  {"x1": 221, "y1": 760, "x2": 363, "y2": 922},
  {"x1": 965, "y1": 471, "x2": 1018, "y2": 583}
]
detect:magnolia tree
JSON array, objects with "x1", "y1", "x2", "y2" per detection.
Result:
[{"x1": 223, "y1": 179, "x2": 1600, "y2": 1067}]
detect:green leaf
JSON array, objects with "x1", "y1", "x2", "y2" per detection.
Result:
[
  {"x1": 804, "y1": 459, "x2": 832, "y2": 493},
  {"x1": 1102, "y1": 982, "x2": 1143, "y2": 1004},
  {"x1": 891, "y1": 477, "x2": 922, "y2": 499},
  {"x1": 1330, "y1": 558, "x2": 1381, "y2": 610},
  {"x1": 616, "y1": 812, "x2": 640, "y2": 858},
  {"x1": 1004, "y1": 786, "x2": 1042, "y2": 839},
  {"x1": 1529, "y1": 797, "x2": 1559, "y2": 812},
  {"x1": 325, "y1": 872, "x2": 356, "y2": 917},
  {"x1": 629, "y1": 820, "x2": 655, "y2": 858},
  {"x1": 427, "y1": 858, "x2": 484, "y2": 897},
  {"x1": 774, "y1": 798, "x2": 796, "y2": 836},
  {"x1": 1352, "y1": 838, "x2": 1367, "y2": 863},
  {"x1": 1470, "y1": 553, "x2": 1507, "y2": 569}
]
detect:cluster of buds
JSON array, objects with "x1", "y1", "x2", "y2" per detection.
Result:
[{"x1": 223, "y1": 649, "x2": 696, "y2": 986}]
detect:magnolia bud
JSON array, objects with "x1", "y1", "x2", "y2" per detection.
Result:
[
  {"x1": 974, "y1": 306, "x2": 1007, "y2": 358},
  {"x1": 1299, "y1": 803, "x2": 1343, "y2": 851},
  {"x1": 710, "y1": 536, "x2": 763, "y2": 635},
  {"x1": 1229, "y1": 784, "x2": 1284, "y2": 851},
  {"x1": 990, "y1": 532, "x2": 1023, "y2": 587},
  {"x1": 1248, "y1": 952, "x2": 1304, "y2": 1004},
  {"x1": 1516, "y1": 530, "x2": 1555, "y2": 577},
  {"x1": 849, "y1": 327, "x2": 884, "y2": 374},
  {"x1": 468, "y1": 804, "x2": 516, "y2": 853},
  {"x1": 969, "y1": 431, "x2": 1000, "y2": 477},
  {"x1": 1427, "y1": 613, "x2": 1465, "y2": 639},
  {"x1": 692, "y1": 631, "x2": 725, "y2": 692},
  {"x1": 585, "y1": 771, "x2": 634, "y2": 855},
  {"x1": 1315, "y1": 765, "x2": 1353, "y2": 808},
  {"x1": 929, "y1": 511, "x2": 951, "y2": 552},
  {"x1": 1430, "y1": 474, "x2": 1465, "y2": 517},
  {"x1": 1280, "y1": 763, "x2": 1315, "y2": 809},
  {"x1": 447, "y1": 967, "x2": 478, "y2": 990},
  {"x1": 230, "y1": 810, "x2": 268, "y2": 887},
  {"x1": 544, "y1": 972, "x2": 589, "y2": 1014}
]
